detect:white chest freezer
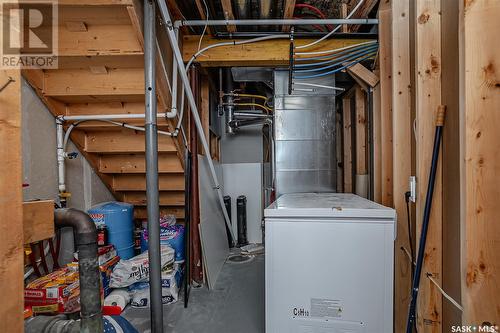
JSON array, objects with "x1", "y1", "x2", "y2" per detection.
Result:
[{"x1": 264, "y1": 193, "x2": 396, "y2": 333}]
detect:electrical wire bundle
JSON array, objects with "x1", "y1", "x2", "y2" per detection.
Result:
[{"x1": 292, "y1": 40, "x2": 379, "y2": 80}]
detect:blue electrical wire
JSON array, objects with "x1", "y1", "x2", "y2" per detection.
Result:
[
  {"x1": 293, "y1": 53, "x2": 377, "y2": 79},
  {"x1": 294, "y1": 43, "x2": 379, "y2": 62},
  {"x1": 293, "y1": 47, "x2": 379, "y2": 72},
  {"x1": 293, "y1": 44, "x2": 379, "y2": 68}
]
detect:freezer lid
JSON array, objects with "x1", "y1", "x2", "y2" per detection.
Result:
[{"x1": 264, "y1": 193, "x2": 396, "y2": 220}]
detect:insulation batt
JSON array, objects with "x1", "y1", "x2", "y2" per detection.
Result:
[{"x1": 109, "y1": 245, "x2": 174, "y2": 288}]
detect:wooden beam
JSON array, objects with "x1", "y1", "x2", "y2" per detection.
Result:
[
  {"x1": 349, "y1": 0, "x2": 379, "y2": 32},
  {"x1": 42, "y1": 68, "x2": 144, "y2": 103},
  {"x1": 221, "y1": 0, "x2": 236, "y2": 33},
  {"x1": 182, "y1": 36, "x2": 375, "y2": 67},
  {"x1": 341, "y1": 3, "x2": 349, "y2": 33},
  {"x1": 113, "y1": 174, "x2": 184, "y2": 191},
  {"x1": 99, "y1": 153, "x2": 183, "y2": 174},
  {"x1": 390, "y1": 1, "x2": 413, "y2": 331},
  {"x1": 372, "y1": 69, "x2": 382, "y2": 202},
  {"x1": 342, "y1": 97, "x2": 353, "y2": 193},
  {"x1": 0, "y1": 68, "x2": 23, "y2": 333},
  {"x1": 58, "y1": 24, "x2": 142, "y2": 56},
  {"x1": 134, "y1": 206, "x2": 185, "y2": 220},
  {"x1": 85, "y1": 130, "x2": 177, "y2": 153},
  {"x1": 354, "y1": 86, "x2": 368, "y2": 198},
  {"x1": 346, "y1": 63, "x2": 380, "y2": 88},
  {"x1": 461, "y1": 0, "x2": 500, "y2": 325},
  {"x1": 441, "y1": 0, "x2": 461, "y2": 329},
  {"x1": 282, "y1": 0, "x2": 296, "y2": 32},
  {"x1": 199, "y1": 77, "x2": 210, "y2": 153},
  {"x1": 415, "y1": 0, "x2": 442, "y2": 330},
  {"x1": 379, "y1": 5, "x2": 393, "y2": 207},
  {"x1": 23, "y1": 201, "x2": 55, "y2": 244},
  {"x1": 122, "y1": 191, "x2": 185, "y2": 206}
]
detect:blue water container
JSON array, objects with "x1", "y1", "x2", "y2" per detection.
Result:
[{"x1": 88, "y1": 202, "x2": 134, "y2": 259}]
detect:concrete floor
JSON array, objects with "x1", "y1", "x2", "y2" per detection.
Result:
[{"x1": 123, "y1": 254, "x2": 265, "y2": 333}]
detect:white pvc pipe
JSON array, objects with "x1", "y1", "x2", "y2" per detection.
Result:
[
  {"x1": 175, "y1": 18, "x2": 378, "y2": 28},
  {"x1": 60, "y1": 113, "x2": 167, "y2": 121},
  {"x1": 158, "y1": 1, "x2": 237, "y2": 242},
  {"x1": 168, "y1": 28, "x2": 179, "y2": 120},
  {"x1": 56, "y1": 119, "x2": 66, "y2": 194}
]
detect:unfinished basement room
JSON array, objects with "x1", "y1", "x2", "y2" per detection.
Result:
[{"x1": 1, "y1": 0, "x2": 499, "y2": 332}]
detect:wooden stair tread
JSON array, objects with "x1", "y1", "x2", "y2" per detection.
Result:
[{"x1": 99, "y1": 153, "x2": 183, "y2": 173}]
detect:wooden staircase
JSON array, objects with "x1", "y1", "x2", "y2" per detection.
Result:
[{"x1": 23, "y1": 0, "x2": 186, "y2": 221}]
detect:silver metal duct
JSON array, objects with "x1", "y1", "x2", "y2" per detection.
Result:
[{"x1": 273, "y1": 70, "x2": 337, "y2": 196}]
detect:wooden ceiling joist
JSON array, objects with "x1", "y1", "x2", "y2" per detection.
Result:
[
  {"x1": 349, "y1": 0, "x2": 379, "y2": 32},
  {"x1": 182, "y1": 36, "x2": 375, "y2": 67},
  {"x1": 282, "y1": 0, "x2": 296, "y2": 32},
  {"x1": 221, "y1": 0, "x2": 236, "y2": 33}
]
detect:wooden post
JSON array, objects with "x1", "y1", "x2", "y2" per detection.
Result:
[
  {"x1": 355, "y1": 86, "x2": 368, "y2": 198},
  {"x1": 415, "y1": 0, "x2": 442, "y2": 331},
  {"x1": 379, "y1": 2, "x2": 393, "y2": 207},
  {"x1": 372, "y1": 69, "x2": 382, "y2": 203},
  {"x1": 461, "y1": 0, "x2": 500, "y2": 325},
  {"x1": 342, "y1": 96, "x2": 353, "y2": 193},
  {"x1": 390, "y1": 0, "x2": 413, "y2": 331},
  {"x1": 0, "y1": 69, "x2": 23, "y2": 332}
]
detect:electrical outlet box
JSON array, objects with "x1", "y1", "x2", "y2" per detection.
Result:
[{"x1": 409, "y1": 176, "x2": 416, "y2": 203}]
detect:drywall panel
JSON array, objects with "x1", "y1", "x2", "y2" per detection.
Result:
[
  {"x1": 222, "y1": 163, "x2": 263, "y2": 244},
  {"x1": 21, "y1": 79, "x2": 115, "y2": 264},
  {"x1": 198, "y1": 155, "x2": 229, "y2": 289}
]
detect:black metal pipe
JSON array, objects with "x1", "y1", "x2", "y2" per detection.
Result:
[
  {"x1": 406, "y1": 110, "x2": 445, "y2": 332},
  {"x1": 54, "y1": 209, "x2": 102, "y2": 333},
  {"x1": 236, "y1": 195, "x2": 248, "y2": 246}
]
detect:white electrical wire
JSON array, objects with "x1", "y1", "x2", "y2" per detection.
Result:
[
  {"x1": 426, "y1": 274, "x2": 463, "y2": 312},
  {"x1": 63, "y1": 119, "x2": 173, "y2": 152},
  {"x1": 197, "y1": 0, "x2": 209, "y2": 52},
  {"x1": 295, "y1": 40, "x2": 377, "y2": 56},
  {"x1": 293, "y1": 82, "x2": 345, "y2": 91},
  {"x1": 295, "y1": 0, "x2": 365, "y2": 50}
]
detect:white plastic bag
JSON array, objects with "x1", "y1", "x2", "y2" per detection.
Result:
[{"x1": 110, "y1": 245, "x2": 174, "y2": 288}]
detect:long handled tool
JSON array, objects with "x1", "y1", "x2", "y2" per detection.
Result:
[{"x1": 406, "y1": 105, "x2": 446, "y2": 332}]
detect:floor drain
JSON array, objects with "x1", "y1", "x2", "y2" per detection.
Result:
[{"x1": 227, "y1": 254, "x2": 254, "y2": 264}]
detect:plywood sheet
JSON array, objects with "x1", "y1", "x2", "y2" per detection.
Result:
[{"x1": 198, "y1": 155, "x2": 229, "y2": 289}]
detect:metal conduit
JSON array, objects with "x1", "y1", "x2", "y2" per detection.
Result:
[
  {"x1": 144, "y1": 0, "x2": 163, "y2": 331},
  {"x1": 157, "y1": 0, "x2": 237, "y2": 243},
  {"x1": 174, "y1": 18, "x2": 378, "y2": 28}
]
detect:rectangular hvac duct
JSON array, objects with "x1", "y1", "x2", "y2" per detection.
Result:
[{"x1": 273, "y1": 70, "x2": 337, "y2": 197}]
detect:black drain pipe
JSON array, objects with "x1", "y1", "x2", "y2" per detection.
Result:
[
  {"x1": 54, "y1": 209, "x2": 102, "y2": 333},
  {"x1": 236, "y1": 195, "x2": 248, "y2": 246}
]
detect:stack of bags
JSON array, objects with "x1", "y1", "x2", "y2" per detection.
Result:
[
  {"x1": 103, "y1": 214, "x2": 185, "y2": 311},
  {"x1": 105, "y1": 245, "x2": 180, "y2": 309},
  {"x1": 24, "y1": 264, "x2": 82, "y2": 315}
]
